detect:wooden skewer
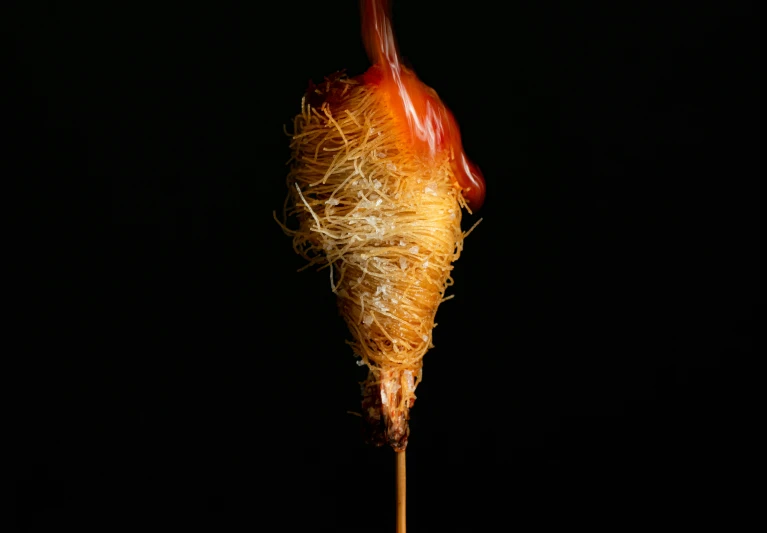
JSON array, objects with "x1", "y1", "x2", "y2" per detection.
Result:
[{"x1": 396, "y1": 450, "x2": 406, "y2": 533}]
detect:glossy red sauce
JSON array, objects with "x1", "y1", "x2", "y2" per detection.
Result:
[{"x1": 360, "y1": 0, "x2": 485, "y2": 209}]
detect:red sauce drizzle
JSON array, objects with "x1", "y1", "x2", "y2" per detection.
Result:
[{"x1": 360, "y1": 0, "x2": 485, "y2": 209}]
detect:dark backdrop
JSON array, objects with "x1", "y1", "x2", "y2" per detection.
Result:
[{"x1": 15, "y1": 1, "x2": 755, "y2": 531}]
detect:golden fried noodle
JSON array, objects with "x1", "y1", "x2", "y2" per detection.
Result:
[{"x1": 278, "y1": 74, "x2": 473, "y2": 450}]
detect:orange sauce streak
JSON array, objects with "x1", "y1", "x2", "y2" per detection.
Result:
[{"x1": 360, "y1": 0, "x2": 485, "y2": 209}]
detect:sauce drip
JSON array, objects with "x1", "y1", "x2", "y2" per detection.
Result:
[{"x1": 360, "y1": 0, "x2": 486, "y2": 209}]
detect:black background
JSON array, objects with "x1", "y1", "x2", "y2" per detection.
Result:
[{"x1": 15, "y1": 1, "x2": 756, "y2": 531}]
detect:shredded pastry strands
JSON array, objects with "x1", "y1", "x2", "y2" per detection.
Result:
[{"x1": 279, "y1": 74, "x2": 470, "y2": 450}]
